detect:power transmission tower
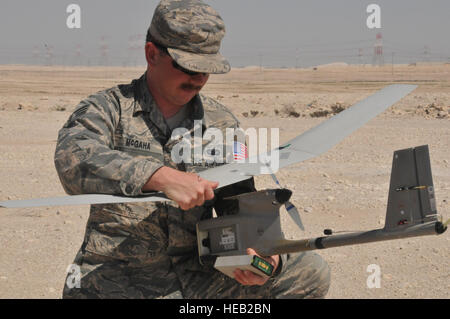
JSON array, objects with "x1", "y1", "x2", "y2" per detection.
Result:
[
  {"x1": 258, "y1": 53, "x2": 263, "y2": 71},
  {"x1": 99, "y1": 36, "x2": 109, "y2": 66},
  {"x1": 391, "y1": 52, "x2": 395, "y2": 75},
  {"x1": 44, "y1": 44, "x2": 54, "y2": 66},
  {"x1": 372, "y1": 33, "x2": 384, "y2": 66}
]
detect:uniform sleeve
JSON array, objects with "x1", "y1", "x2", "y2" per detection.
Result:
[{"x1": 54, "y1": 92, "x2": 164, "y2": 196}]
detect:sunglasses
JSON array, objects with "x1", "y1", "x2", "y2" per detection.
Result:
[{"x1": 152, "y1": 42, "x2": 205, "y2": 76}]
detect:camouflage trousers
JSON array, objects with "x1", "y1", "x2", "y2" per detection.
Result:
[{"x1": 62, "y1": 250, "x2": 330, "y2": 299}]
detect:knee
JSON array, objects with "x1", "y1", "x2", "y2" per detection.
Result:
[{"x1": 274, "y1": 252, "x2": 331, "y2": 299}]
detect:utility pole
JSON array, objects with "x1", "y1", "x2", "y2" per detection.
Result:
[
  {"x1": 391, "y1": 52, "x2": 395, "y2": 75},
  {"x1": 259, "y1": 53, "x2": 263, "y2": 72},
  {"x1": 75, "y1": 44, "x2": 82, "y2": 66},
  {"x1": 44, "y1": 44, "x2": 53, "y2": 66},
  {"x1": 423, "y1": 45, "x2": 430, "y2": 63},
  {"x1": 128, "y1": 35, "x2": 135, "y2": 67},
  {"x1": 358, "y1": 48, "x2": 363, "y2": 66}
]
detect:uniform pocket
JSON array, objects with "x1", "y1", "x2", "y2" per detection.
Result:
[
  {"x1": 166, "y1": 204, "x2": 211, "y2": 256},
  {"x1": 83, "y1": 203, "x2": 169, "y2": 266}
]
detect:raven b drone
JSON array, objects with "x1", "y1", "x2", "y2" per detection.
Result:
[{"x1": 1, "y1": 84, "x2": 447, "y2": 278}]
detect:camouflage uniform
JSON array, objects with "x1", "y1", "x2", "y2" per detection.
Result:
[
  {"x1": 55, "y1": 73, "x2": 330, "y2": 299},
  {"x1": 55, "y1": 0, "x2": 330, "y2": 299}
]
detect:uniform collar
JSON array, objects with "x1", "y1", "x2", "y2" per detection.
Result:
[{"x1": 133, "y1": 72, "x2": 160, "y2": 116}]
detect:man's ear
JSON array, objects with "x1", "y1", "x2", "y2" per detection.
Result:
[{"x1": 145, "y1": 42, "x2": 159, "y2": 66}]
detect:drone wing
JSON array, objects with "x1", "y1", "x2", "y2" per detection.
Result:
[
  {"x1": 0, "y1": 84, "x2": 417, "y2": 208},
  {"x1": 199, "y1": 84, "x2": 417, "y2": 187},
  {"x1": 0, "y1": 193, "x2": 169, "y2": 208}
]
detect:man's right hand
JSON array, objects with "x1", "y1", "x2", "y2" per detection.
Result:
[{"x1": 142, "y1": 166, "x2": 219, "y2": 211}]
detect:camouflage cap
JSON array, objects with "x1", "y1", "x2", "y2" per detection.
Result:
[{"x1": 148, "y1": 0, "x2": 230, "y2": 74}]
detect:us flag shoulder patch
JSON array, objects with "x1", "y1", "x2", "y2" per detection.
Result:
[{"x1": 233, "y1": 141, "x2": 248, "y2": 161}]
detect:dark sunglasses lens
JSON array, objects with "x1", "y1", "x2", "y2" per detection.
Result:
[{"x1": 172, "y1": 60, "x2": 200, "y2": 76}]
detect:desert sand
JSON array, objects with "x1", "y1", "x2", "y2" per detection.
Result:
[{"x1": 0, "y1": 64, "x2": 449, "y2": 298}]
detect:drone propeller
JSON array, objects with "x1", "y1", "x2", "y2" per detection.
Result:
[{"x1": 266, "y1": 163, "x2": 305, "y2": 231}]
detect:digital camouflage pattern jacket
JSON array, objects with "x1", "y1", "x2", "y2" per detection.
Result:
[{"x1": 55, "y1": 73, "x2": 290, "y2": 298}]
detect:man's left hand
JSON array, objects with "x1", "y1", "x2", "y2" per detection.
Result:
[{"x1": 233, "y1": 248, "x2": 279, "y2": 286}]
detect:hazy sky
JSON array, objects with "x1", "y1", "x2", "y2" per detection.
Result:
[{"x1": 1, "y1": 0, "x2": 449, "y2": 67}]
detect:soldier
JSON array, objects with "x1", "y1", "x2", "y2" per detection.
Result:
[{"x1": 55, "y1": 0, "x2": 330, "y2": 298}]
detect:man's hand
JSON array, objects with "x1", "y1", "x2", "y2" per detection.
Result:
[
  {"x1": 142, "y1": 166, "x2": 218, "y2": 210},
  {"x1": 233, "y1": 248, "x2": 280, "y2": 286}
]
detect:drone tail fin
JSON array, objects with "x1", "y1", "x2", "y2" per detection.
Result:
[{"x1": 384, "y1": 145, "x2": 439, "y2": 230}]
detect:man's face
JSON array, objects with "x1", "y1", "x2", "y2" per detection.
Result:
[{"x1": 146, "y1": 43, "x2": 210, "y2": 107}]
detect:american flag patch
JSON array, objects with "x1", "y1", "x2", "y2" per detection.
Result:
[{"x1": 233, "y1": 141, "x2": 248, "y2": 161}]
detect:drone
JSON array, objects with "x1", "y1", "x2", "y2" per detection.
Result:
[{"x1": 1, "y1": 84, "x2": 448, "y2": 278}]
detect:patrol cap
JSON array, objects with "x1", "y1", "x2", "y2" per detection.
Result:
[{"x1": 148, "y1": 0, "x2": 230, "y2": 74}]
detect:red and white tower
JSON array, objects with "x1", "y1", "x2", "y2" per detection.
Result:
[{"x1": 372, "y1": 33, "x2": 384, "y2": 66}]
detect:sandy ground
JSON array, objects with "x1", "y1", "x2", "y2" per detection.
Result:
[{"x1": 0, "y1": 64, "x2": 449, "y2": 299}]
